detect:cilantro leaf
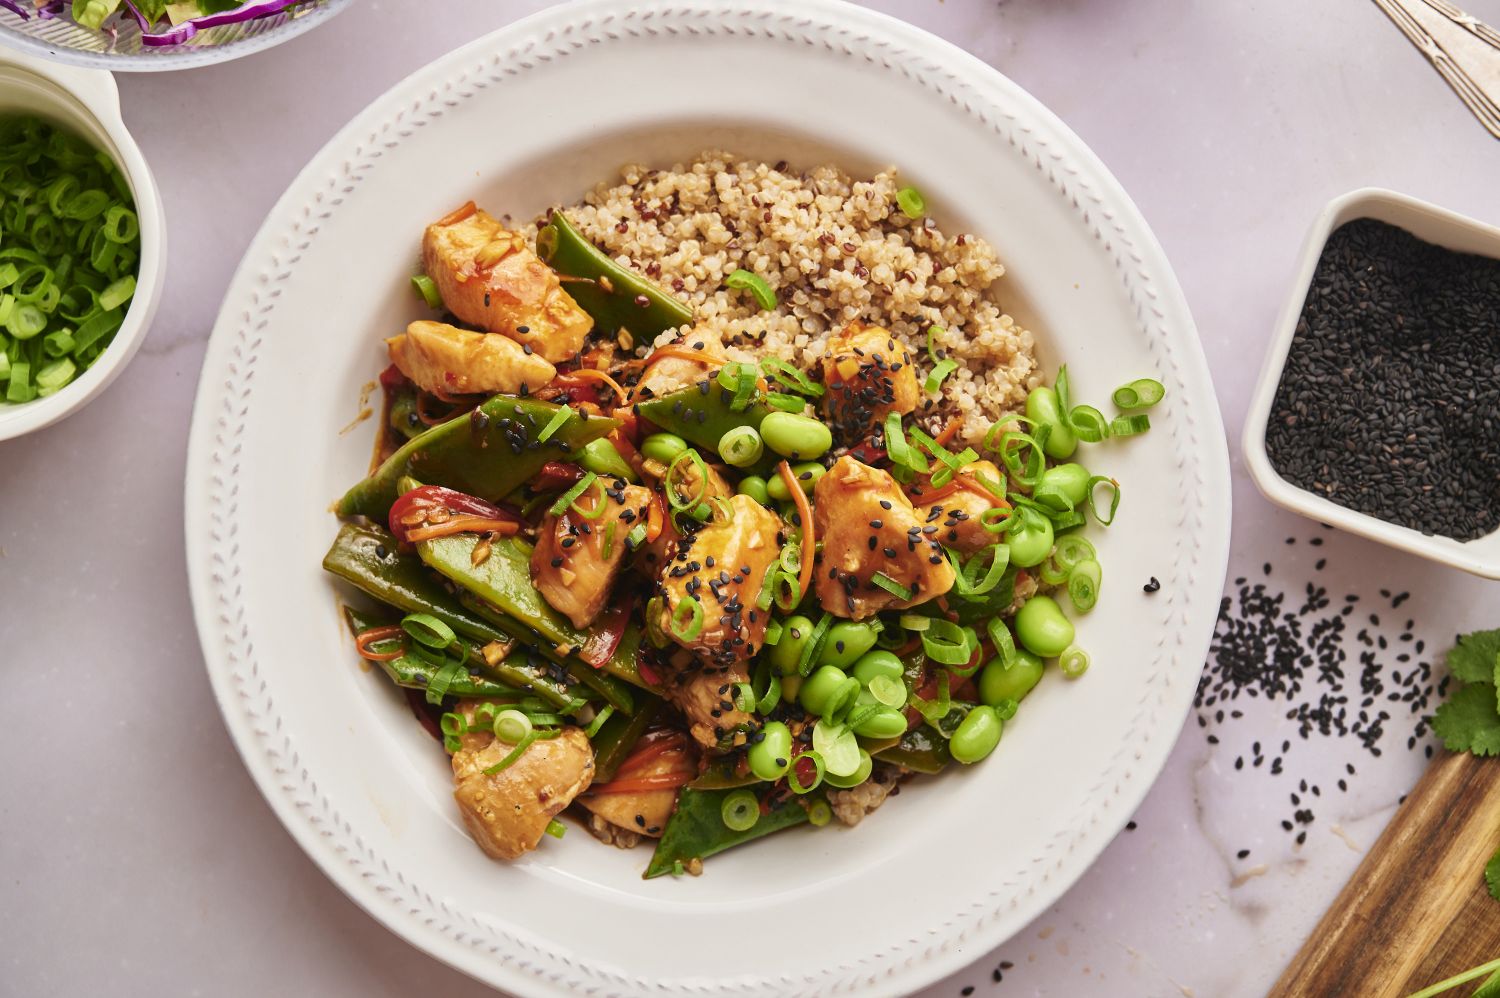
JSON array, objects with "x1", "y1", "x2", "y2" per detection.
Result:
[
  {"x1": 1448, "y1": 629, "x2": 1500, "y2": 684},
  {"x1": 1487, "y1": 845, "x2": 1500, "y2": 904},
  {"x1": 1432, "y1": 682, "x2": 1500, "y2": 756}
]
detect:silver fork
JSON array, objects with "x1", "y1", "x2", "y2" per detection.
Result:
[{"x1": 1373, "y1": 0, "x2": 1500, "y2": 138}]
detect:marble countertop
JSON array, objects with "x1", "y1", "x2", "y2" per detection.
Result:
[{"x1": 3, "y1": 1, "x2": 1499, "y2": 995}]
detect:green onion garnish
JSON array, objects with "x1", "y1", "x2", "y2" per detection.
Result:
[
  {"x1": 1112, "y1": 378, "x2": 1165, "y2": 409},
  {"x1": 796, "y1": 612, "x2": 834, "y2": 677},
  {"x1": 1109, "y1": 413, "x2": 1152, "y2": 437},
  {"x1": 1086, "y1": 476, "x2": 1121, "y2": 526},
  {"x1": 765, "y1": 392, "x2": 807, "y2": 412},
  {"x1": 717, "y1": 425, "x2": 764, "y2": 467},
  {"x1": 925, "y1": 359, "x2": 958, "y2": 395},
  {"x1": 1055, "y1": 365, "x2": 1072, "y2": 416},
  {"x1": 601, "y1": 521, "x2": 616, "y2": 560},
  {"x1": 897, "y1": 613, "x2": 931, "y2": 632},
  {"x1": 786, "y1": 751, "x2": 826, "y2": 794},
  {"x1": 549, "y1": 470, "x2": 598, "y2": 517},
  {"x1": 669, "y1": 595, "x2": 704, "y2": 641},
  {"x1": 492, "y1": 708, "x2": 534, "y2": 744},
  {"x1": 1059, "y1": 645, "x2": 1091, "y2": 679},
  {"x1": 721, "y1": 789, "x2": 761, "y2": 831},
  {"x1": 947, "y1": 543, "x2": 1011, "y2": 600},
  {"x1": 664, "y1": 449, "x2": 710, "y2": 518},
  {"x1": 868, "y1": 674, "x2": 907, "y2": 708},
  {"x1": 1053, "y1": 534, "x2": 1097, "y2": 570},
  {"x1": 425, "y1": 658, "x2": 466, "y2": 705},
  {"x1": 870, "y1": 572, "x2": 913, "y2": 602},
  {"x1": 920, "y1": 618, "x2": 975, "y2": 666},
  {"x1": 411, "y1": 273, "x2": 442, "y2": 310},
  {"x1": 895, "y1": 186, "x2": 926, "y2": 219},
  {"x1": 760, "y1": 356, "x2": 824, "y2": 397},
  {"x1": 807, "y1": 798, "x2": 833, "y2": 827},
  {"x1": 583, "y1": 704, "x2": 615, "y2": 738},
  {"x1": 987, "y1": 617, "x2": 1016, "y2": 668},
  {"x1": 483, "y1": 730, "x2": 541, "y2": 774},
  {"x1": 1067, "y1": 559, "x2": 1102, "y2": 612},
  {"x1": 624, "y1": 522, "x2": 648, "y2": 550},
  {"x1": 536, "y1": 404, "x2": 574, "y2": 444},
  {"x1": 763, "y1": 619, "x2": 784, "y2": 646},
  {"x1": 995, "y1": 430, "x2": 1047, "y2": 488},
  {"x1": 1067, "y1": 405, "x2": 1110, "y2": 443},
  {"x1": 545, "y1": 818, "x2": 567, "y2": 839},
  {"x1": 401, "y1": 612, "x2": 456, "y2": 650},
  {"x1": 883, "y1": 411, "x2": 930, "y2": 474},
  {"x1": 724, "y1": 268, "x2": 777, "y2": 311}
]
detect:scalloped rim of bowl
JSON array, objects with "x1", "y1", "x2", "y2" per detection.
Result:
[
  {"x1": 0, "y1": 50, "x2": 166, "y2": 440},
  {"x1": 0, "y1": 0, "x2": 354, "y2": 73},
  {"x1": 1242, "y1": 188, "x2": 1500, "y2": 580}
]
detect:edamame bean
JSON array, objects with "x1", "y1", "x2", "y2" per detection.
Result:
[
  {"x1": 780, "y1": 674, "x2": 802, "y2": 703},
  {"x1": 1014, "y1": 595, "x2": 1075, "y2": 658},
  {"x1": 641, "y1": 432, "x2": 689, "y2": 464},
  {"x1": 1025, "y1": 386, "x2": 1076, "y2": 460},
  {"x1": 853, "y1": 704, "x2": 908, "y2": 739},
  {"x1": 760, "y1": 411, "x2": 833, "y2": 460},
  {"x1": 1007, "y1": 511, "x2": 1054, "y2": 567},
  {"x1": 950, "y1": 706, "x2": 1002, "y2": 763},
  {"x1": 851, "y1": 648, "x2": 904, "y2": 686},
  {"x1": 766, "y1": 460, "x2": 825, "y2": 501},
  {"x1": 749, "y1": 720, "x2": 793, "y2": 780},
  {"x1": 799, "y1": 664, "x2": 849, "y2": 716},
  {"x1": 823, "y1": 748, "x2": 874, "y2": 788},
  {"x1": 979, "y1": 648, "x2": 1044, "y2": 706},
  {"x1": 1037, "y1": 462, "x2": 1090, "y2": 509},
  {"x1": 820, "y1": 621, "x2": 879, "y2": 668},
  {"x1": 768, "y1": 614, "x2": 814, "y2": 674},
  {"x1": 718, "y1": 425, "x2": 764, "y2": 468},
  {"x1": 737, "y1": 474, "x2": 771, "y2": 506}
]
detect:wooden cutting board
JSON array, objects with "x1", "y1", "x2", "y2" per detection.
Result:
[{"x1": 1269, "y1": 750, "x2": 1500, "y2": 997}]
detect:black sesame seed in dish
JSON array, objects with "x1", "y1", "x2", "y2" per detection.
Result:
[{"x1": 1264, "y1": 217, "x2": 1500, "y2": 542}]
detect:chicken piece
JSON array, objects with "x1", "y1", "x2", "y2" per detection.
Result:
[
  {"x1": 632, "y1": 329, "x2": 725, "y2": 401},
  {"x1": 422, "y1": 205, "x2": 593, "y2": 364},
  {"x1": 820, "y1": 321, "x2": 921, "y2": 444},
  {"x1": 577, "y1": 733, "x2": 693, "y2": 838},
  {"x1": 813, "y1": 456, "x2": 956, "y2": 619},
  {"x1": 386, "y1": 320, "x2": 557, "y2": 397},
  {"x1": 655, "y1": 493, "x2": 784, "y2": 666},
  {"x1": 909, "y1": 460, "x2": 1007, "y2": 555},
  {"x1": 655, "y1": 650, "x2": 755, "y2": 752},
  {"x1": 450, "y1": 708, "x2": 594, "y2": 861},
  {"x1": 635, "y1": 460, "x2": 736, "y2": 574},
  {"x1": 531, "y1": 480, "x2": 652, "y2": 629}
]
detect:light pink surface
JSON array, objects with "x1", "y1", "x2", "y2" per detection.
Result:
[{"x1": 2, "y1": 1, "x2": 1498, "y2": 995}]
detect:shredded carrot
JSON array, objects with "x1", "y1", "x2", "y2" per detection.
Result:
[
  {"x1": 355, "y1": 625, "x2": 406, "y2": 662},
  {"x1": 435, "y1": 200, "x2": 477, "y2": 227},
  {"x1": 587, "y1": 772, "x2": 694, "y2": 795},
  {"x1": 644, "y1": 344, "x2": 724, "y2": 368},
  {"x1": 646, "y1": 492, "x2": 666, "y2": 542},
  {"x1": 404, "y1": 516, "x2": 521, "y2": 543},
  {"x1": 609, "y1": 430, "x2": 647, "y2": 478},
  {"x1": 934, "y1": 416, "x2": 964, "y2": 448},
  {"x1": 616, "y1": 731, "x2": 690, "y2": 777},
  {"x1": 957, "y1": 474, "x2": 1008, "y2": 506},
  {"x1": 558, "y1": 368, "x2": 629, "y2": 405},
  {"x1": 778, "y1": 460, "x2": 815, "y2": 600}
]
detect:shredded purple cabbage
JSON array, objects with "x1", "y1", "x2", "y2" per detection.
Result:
[
  {"x1": 119, "y1": 0, "x2": 150, "y2": 31},
  {"x1": 0, "y1": 0, "x2": 30, "y2": 20},
  {"x1": 37, "y1": 0, "x2": 64, "y2": 19},
  {"x1": 140, "y1": 0, "x2": 304, "y2": 46}
]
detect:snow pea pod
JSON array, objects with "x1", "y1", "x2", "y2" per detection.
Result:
[
  {"x1": 535, "y1": 210, "x2": 695, "y2": 339},
  {"x1": 591, "y1": 697, "x2": 663, "y2": 784},
  {"x1": 636, "y1": 379, "x2": 774, "y2": 454},
  {"x1": 337, "y1": 393, "x2": 617, "y2": 520},
  {"x1": 644, "y1": 786, "x2": 813, "y2": 879},
  {"x1": 871, "y1": 725, "x2": 952, "y2": 774}
]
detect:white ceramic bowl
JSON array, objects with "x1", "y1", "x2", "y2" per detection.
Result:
[
  {"x1": 185, "y1": 2, "x2": 1231, "y2": 995},
  {"x1": 1243, "y1": 188, "x2": 1500, "y2": 579},
  {"x1": 0, "y1": 48, "x2": 165, "y2": 441}
]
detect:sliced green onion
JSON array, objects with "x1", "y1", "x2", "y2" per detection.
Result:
[
  {"x1": 870, "y1": 572, "x2": 913, "y2": 602},
  {"x1": 1060, "y1": 645, "x2": 1091, "y2": 679},
  {"x1": 98, "y1": 275, "x2": 134, "y2": 312},
  {"x1": 721, "y1": 789, "x2": 761, "y2": 831},
  {"x1": 765, "y1": 391, "x2": 807, "y2": 412},
  {"x1": 898, "y1": 613, "x2": 932, "y2": 632},
  {"x1": 979, "y1": 505, "x2": 1014, "y2": 534},
  {"x1": 401, "y1": 612, "x2": 456, "y2": 650},
  {"x1": 925, "y1": 359, "x2": 958, "y2": 395},
  {"x1": 796, "y1": 612, "x2": 834, "y2": 677},
  {"x1": 1055, "y1": 365, "x2": 1072, "y2": 417},
  {"x1": 492, "y1": 708, "x2": 533, "y2": 744},
  {"x1": 1038, "y1": 555, "x2": 1071, "y2": 586},
  {"x1": 996, "y1": 431, "x2": 1046, "y2": 488},
  {"x1": 102, "y1": 205, "x2": 138, "y2": 244},
  {"x1": 1087, "y1": 476, "x2": 1121, "y2": 526},
  {"x1": 883, "y1": 411, "x2": 930, "y2": 473},
  {"x1": 724, "y1": 268, "x2": 777, "y2": 311},
  {"x1": 1068, "y1": 405, "x2": 1110, "y2": 443},
  {"x1": 987, "y1": 617, "x2": 1016, "y2": 668},
  {"x1": 718, "y1": 425, "x2": 764, "y2": 467},
  {"x1": 807, "y1": 798, "x2": 833, "y2": 827},
  {"x1": 760, "y1": 356, "x2": 824, "y2": 397},
  {"x1": 1067, "y1": 559, "x2": 1102, "y2": 612},
  {"x1": 482, "y1": 729, "x2": 541, "y2": 774},
  {"x1": 763, "y1": 619, "x2": 784, "y2": 647},
  {"x1": 787, "y1": 751, "x2": 826, "y2": 794},
  {"x1": 670, "y1": 595, "x2": 704, "y2": 641},
  {"x1": 42, "y1": 329, "x2": 75, "y2": 357},
  {"x1": 439, "y1": 712, "x2": 467, "y2": 753},
  {"x1": 868, "y1": 674, "x2": 907, "y2": 708},
  {"x1": 584, "y1": 704, "x2": 615, "y2": 738},
  {"x1": 665, "y1": 449, "x2": 710, "y2": 515},
  {"x1": 771, "y1": 570, "x2": 802, "y2": 612},
  {"x1": 895, "y1": 186, "x2": 926, "y2": 219},
  {"x1": 425, "y1": 658, "x2": 466, "y2": 705},
  {"x1": 625, "y1": 522, "x2": 648, "y2": 550},
  {"x1": 812, "y1": 719, "x2": 862, "y2": 776},
  {"x1": 545, "y1": 818, "x2": 567, "y2": 839},
  {"x1": 549, "y1": 470, "x2": 598, "y2": 516},
  {"x1": 1112, "y1": 378, "x2": 1165, "y2": 409},
  {"x1": 411, "y1": 274, "x2": 442, "y2": 309},
  {"x1": 536, "y1": 404, "x2": 574, "y2": 444},
  {"x1": 949, "y1": 543, "x2": 1011, "y2": 600},
  {"x1": 1110, "y1": 414, "x2": 1152, "y2": 437},
  {"x1": 1053, "y1": 534, "x2": 1097, "y2": 570},
  {"x1": 921, "y1": 618, "x2": 976, "y2": 666},
  {"x1": 34, "y1": 357, "x2": 75, "y2": 394}
]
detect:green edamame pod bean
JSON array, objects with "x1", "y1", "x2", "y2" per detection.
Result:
[
  {"x1": 1007, "y1": 511, "x2": 1054, "y2": 568},
  {"x1": 823, "y1": 748, "x2": 874, "y2": 788},
  {"x1": 1038, "y1": 463, "x2": 1090, "y2": 508},
  {"x1": 853, "y1": 705, "x2": 908, "y2": 739},
  {"x1": 749, "y1": 721, "x2": 793, "y2": 780},
  {"x1": 760, "y1": 411, "x2": 833, "y2": 460},
  {"x1": 799, "y1": 664, "x2": 849, "y2": 716},
  {"x1": 1014, "y1": 595, "x2": 1075, "y2": 658},
  {"x1": 979, "y1": 648, "x2": 1045, "y2": 706},
  {"x1": 820, "y1": 621, "x2": 879, "y2": 668},
  {"x1": 780, "y1": 674, "x2": 802, "y2": 704},
  {"x1": 737, "y1": 475, "x2": 771, "y2": 506},
  {"x1": 766, "y1": 460, "x2": 825, "y2": 501},
  {"x1": 641, "y1": 432, "x2": 689, "y2": 464},
  {"x1": 851, "y1": 649, "x2": 904, "y2": 686},
  {"x1": 951, "y1": 705, "x2": 1002, "y2": 763},
  {"x1": 1026, "y1": 386, "x2": 1076, "y2": 460},
  {"x1": 769, "y1": 614, "x2": 814, "y2": 675}
]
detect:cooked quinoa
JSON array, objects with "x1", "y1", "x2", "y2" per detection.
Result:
[{"x1": 522, "y1": 151, "x2": 1040, "y2": 443}]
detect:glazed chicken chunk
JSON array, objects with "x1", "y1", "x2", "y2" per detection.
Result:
[
  {"x1": 631, "y1": 329, "x2": 726, "y2": 401},
  {"x1": 909, "y1": 459, "x2": 1008, "y2": 555},
  {"x1": 531, "y1": 480, "x2": 652, "y2": 629},
  {"x1": 386, "y1": 320, "x2": 557, "y2": 397},
  {"x1": 636, "y1": 459, "x2": 736, "y2": 573},
  {"x1": 655, "y1": 493, "x2": 783, "y2": 666},
  {"x1": 654, "y1": 649, "x2": 755, "y2": 753},
  {"x1": 578, "y1": 731, "x2": 694, "y2": 838},
  {"x1": 449, "y1": 703, "x2": 594, "y2": 861},
  {"x1": 820, "y1": 321, "x2": 920, "y2": 444},
  {"x1": 813, "y1": 455, "x2": 956, "y2": 619},
  {"x1": 422, "y1": 203, "x2": 593, "y2": 364}
]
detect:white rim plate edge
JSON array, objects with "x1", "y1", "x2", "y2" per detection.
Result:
[{"x1": 184, "y1": 2, "x2": 1231, "y2": 996}]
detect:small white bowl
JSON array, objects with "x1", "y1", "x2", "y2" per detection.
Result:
[
  {"x1": 0, "y1": 48, "x2": 165, "y2": 441},
  {"x1": 1243, "y1": 188, "x2": 1500, "y2": 579}
]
